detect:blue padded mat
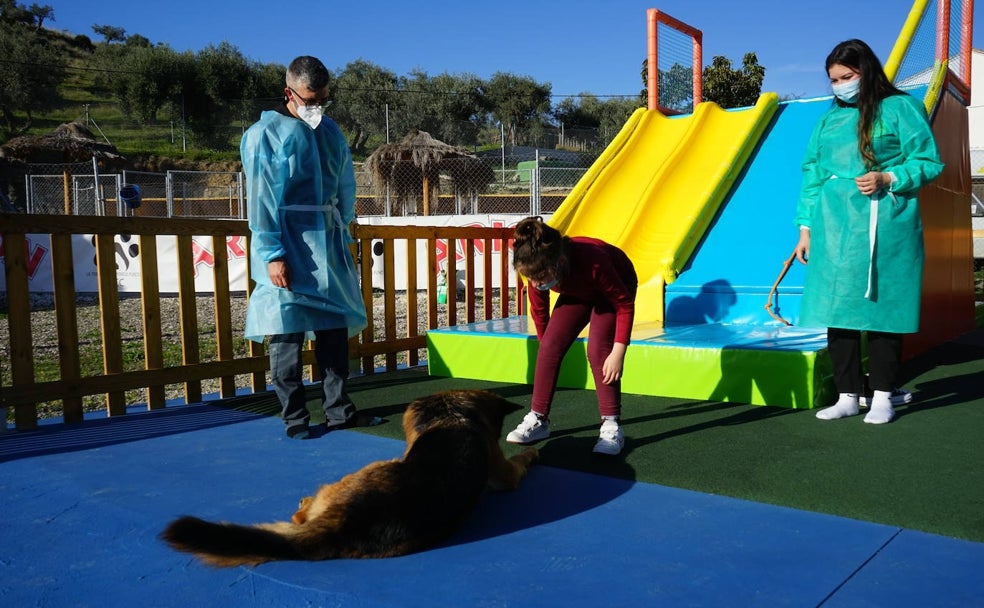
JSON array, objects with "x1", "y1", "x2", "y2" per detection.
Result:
[{"x1": 1, "y1": 404, "x2": 981, "y2": 607}]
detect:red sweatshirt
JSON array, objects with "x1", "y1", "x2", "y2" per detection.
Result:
[{"x1": 527, "y1": 237, "x2": 638, "y2": 344}]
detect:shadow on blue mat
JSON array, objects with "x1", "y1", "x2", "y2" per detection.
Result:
[
  {"x1": 441, "y1": 438, "x2": 637, "y2": 545},
  {"x1": 0, "y1": 403, "x2": 269, "y2": 462}
]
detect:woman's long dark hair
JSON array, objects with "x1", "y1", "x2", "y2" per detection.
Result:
[
  {"x1": 512, "y1": 216, "x2": 570, "y2": 282},
  {"x1": 825, "y1": 39, "x2": 905, "y2": 170}
]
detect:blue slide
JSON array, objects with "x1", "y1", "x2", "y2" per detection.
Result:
[{"x1": 663, "y1": 97, "x2": 833, "y2": 327}]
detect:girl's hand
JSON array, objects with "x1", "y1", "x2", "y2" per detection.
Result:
[{"x1": 601, "y1": 343, "x2": 627, "y2": 384}]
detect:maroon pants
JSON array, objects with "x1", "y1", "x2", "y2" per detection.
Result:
[{"x1": 531, "y1": 294, "x2": 621, "y2": 418}]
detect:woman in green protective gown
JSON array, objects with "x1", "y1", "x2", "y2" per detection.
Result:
[{"x1": 793, "y1": 39, "x2": 943, "y2": 424}]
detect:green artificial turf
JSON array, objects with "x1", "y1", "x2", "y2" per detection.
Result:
[{"x1": 239, "y1": 327, "x2": 984, "y2": 544}]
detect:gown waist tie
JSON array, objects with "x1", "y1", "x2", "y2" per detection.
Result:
[
  {"x1": 828, "y1": 176, "x2": 896, "y2": 300},
  {"x1": 284, "y1": 199, "x2": 344, "y2": 232}
]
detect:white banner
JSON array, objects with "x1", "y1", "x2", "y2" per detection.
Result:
[
  {"x1": 360, "y1": 214, "x2": 527, "y2": 291},
  {"x1": 0, "y1": 233, "x2": 249, "y2": 294},
  {"x1": 0, "y1": 215, "x2": 535, "y2": 294}
]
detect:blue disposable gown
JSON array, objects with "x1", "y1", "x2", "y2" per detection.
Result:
[
  {"x1": 795, "y1": 93, "x2": 943, "y2": 333},
  {"x1": 241, "y1": 110, "x2": 367, "y2": 342}
]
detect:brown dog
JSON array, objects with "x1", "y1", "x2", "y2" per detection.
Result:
[{"x1": 161, "y1": 389, "x2": 538, "y2": 567}]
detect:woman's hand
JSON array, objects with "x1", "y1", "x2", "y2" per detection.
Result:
[
  {"x1": 855, "y1": 171, "x2": 886, "y2": 196},
  {"x1": 794, "y1": 229, "x2": 810, "y2": 265},
  {"x1": 601, "y1": 343, "x2": 627, "y2": 384}
]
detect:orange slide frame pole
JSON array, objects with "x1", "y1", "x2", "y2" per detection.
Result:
[
  {"x1": 646, "y1": 8, "x2": 703, "y2": 112},
  {"x1": 959, "y1": 0, "x2": 974, "y2": 98}
]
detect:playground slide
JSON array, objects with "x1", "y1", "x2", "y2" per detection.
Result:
[
  {"x1": 661, "y1": 98, "x2": 832, "y2": 326},
  {"x1": 549, "y1": 93, "x2": 779, "y2": 326},
  {"x1": 660, "y1": 85, "x2": 933, "y2": 328}
]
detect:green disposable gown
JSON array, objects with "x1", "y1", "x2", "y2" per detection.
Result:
[{"x1": 795, "y1": 93, "x2": 943, "y2": 333}]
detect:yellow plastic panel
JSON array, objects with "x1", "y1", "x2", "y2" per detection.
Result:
[{"x1": 548, "y1": 94, "x2": 779, "y2": 326}]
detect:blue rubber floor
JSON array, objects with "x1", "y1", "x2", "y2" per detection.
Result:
[{"x1": 2, "y1": 401, "x2": 982, "y2": 607}]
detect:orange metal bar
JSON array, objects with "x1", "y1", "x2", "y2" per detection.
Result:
[
  {"x1": 692, "y1": 30, "x2": 703, "y2": 107},
  {"x1": 961, "y1": 0, "x2": 974, "y2": 97},
  {"x1": 647, "y1": 9, "x2": 658, "y2": 111},
  {"x1": 646, "y1": 8, "x2": 703, "y2": 112},
  {"x1": 936, "y1": 0, "x2": 949, "y2": 67}
]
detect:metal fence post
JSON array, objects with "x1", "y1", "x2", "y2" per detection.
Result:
[
  {"x1": 166, "y1": 171, "x2": 174, "y2": 218},
  {"x1": 113, "y1": 174, "x2": 122, "y2": 216},
  {"x1": 237, "y1": 172, "x2": 245, "y2": 219},
  {"x1": 24, "y1": 174, "x2": 32, "y2": 213},
  {"x1": 91, "y1": 156, "x2": 102, "y2": 215}
]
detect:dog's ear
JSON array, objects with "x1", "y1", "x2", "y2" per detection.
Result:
[{"x1": 292, "y1": 496, "x2": 314, "y2": 524}]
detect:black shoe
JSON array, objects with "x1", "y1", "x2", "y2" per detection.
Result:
[
  {"x1": 860, "y1": 374, "x2": 913, "y2": 407},
  {"x1": 285, "y1": 424, "x2": 311, "y2": 440},
  {"x1": 323, "y1": 413, "x2": 385, "y2": 432},
  {"x1": 859, "y1": 388, "x2": 912, "y2": 407}
]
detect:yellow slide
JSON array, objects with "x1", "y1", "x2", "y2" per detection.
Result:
[{"x1": 549, "y1": 93, "x2": 779, "y2": 327}]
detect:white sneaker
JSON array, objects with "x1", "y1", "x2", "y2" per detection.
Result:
[
  {"x1": 506, "y1": 411, "x2": 550, "y2": 444},
  {"x1": 592, "y1": 419, "x2": 624, "y2": 456}
]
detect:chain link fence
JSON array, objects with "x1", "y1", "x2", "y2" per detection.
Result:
[
  {"x1": 26, "y1": 167, "x2": 123, "y2": 215},
  {"x1": 0, "y1": 161, "x2": 246, "y2": 218},
  {"x1": 2, "y1": 150, "x2": 596, "y2": 218},
  {"x1": 159, "y1": 170, "x2": 244, "y2": 218},
  {"x1": 3, "y1": 97, "x2": 613, "y2": 218},
  {"x1": 355, "y1": 151, "x2": 593, "y2": 218}
]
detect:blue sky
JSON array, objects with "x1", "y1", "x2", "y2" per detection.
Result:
[{"x1": 48, "y1": 0, "x2": 983, "y2": 101}]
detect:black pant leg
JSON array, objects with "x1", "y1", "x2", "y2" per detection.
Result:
[
  {"x1": 866, "y1": 331, "x2": 903, "y2": 392},
  {"x1": 827, "y1": 327, "x2": 863, "y2": 394},
  {"x1": 314, "y1": 327, "x2": 355, "y2": 425}
]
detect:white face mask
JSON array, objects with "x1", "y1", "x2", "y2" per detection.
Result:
[
  {"x1": 832, "y1": 78, "x2": 861, "y2": 103},
  {"x1": 296, "y1": 104, "x2": 324, "y2": 129},
  {"x1": 535, "y1": 277, "x2": 558, "y2": 291}
]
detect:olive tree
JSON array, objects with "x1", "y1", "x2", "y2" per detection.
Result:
[
  {"x1": 0, "y1": 20, "x2": 66, "y2": 138},
  {"x1": 482, "y1": 72, "x2": 552, "y2": 146},
  {"x1": 332, "y1": 60, "x2": 400, "y2": 154},
  {"x1": 396, "y1": 70, "x2": 485, "y2": 147},
  {"x1": 702, "y1": 52, "x2": 766, "y2": 109}
]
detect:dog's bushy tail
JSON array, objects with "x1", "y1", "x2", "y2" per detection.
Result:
[{"x1": 161, "y1": 515, "x2": 306, "y2": 568}]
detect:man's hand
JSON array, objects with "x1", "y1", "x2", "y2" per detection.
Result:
[{"x1": 268, "y1": 259, "x2": 290, "y2": 290}]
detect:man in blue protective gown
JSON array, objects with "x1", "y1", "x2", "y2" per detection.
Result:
[{"x1": 241, "y1": 56, "x2": 368, "y2": 439}]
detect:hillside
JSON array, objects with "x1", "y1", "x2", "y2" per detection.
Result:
[{"x1": 9, "y1": 27, "x2": 243, "y2": 172}]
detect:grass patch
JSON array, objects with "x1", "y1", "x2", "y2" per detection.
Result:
[{"x1": 8, "y1": 333, "x2": 251, "y2": 421}]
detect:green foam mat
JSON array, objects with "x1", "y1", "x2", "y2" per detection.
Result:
[{"x1": 426, "y1": 317, "x2": 834, "y2": 409}]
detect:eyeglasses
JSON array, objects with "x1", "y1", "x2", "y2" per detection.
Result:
[{"x1": 288, "y1": 86, "x2": 328, "y2": 108}]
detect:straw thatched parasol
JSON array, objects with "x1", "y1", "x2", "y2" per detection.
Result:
[
  {"x1": 0, "y1": 122, "x2": 125, "y2": 214},
  {"x1": 0, "y1": 122, "x2": 125, "y2": 164},
  {"x1": 364, "y1": 130, "x2": 493, "y2": 215}
]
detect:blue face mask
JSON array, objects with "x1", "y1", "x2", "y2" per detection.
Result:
[
  {"x1": 535, "y1": 277, "x2": 558, "y2": 291},
  {"x1": 832, "y1": 78, "x2": 861, "y2": 103}
]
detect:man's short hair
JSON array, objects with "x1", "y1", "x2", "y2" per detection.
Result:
[{"x1": 286, "y1": 56, "x2": 331, "y2": 90}]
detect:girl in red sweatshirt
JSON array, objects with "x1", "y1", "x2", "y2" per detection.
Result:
[{"x1": 506, "y1": 216, "x2": 637, "y2": 455}]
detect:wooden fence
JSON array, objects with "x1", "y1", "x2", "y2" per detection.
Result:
[{"x1": 0, "y1": 213, "x2": 522, "y2": 430}]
